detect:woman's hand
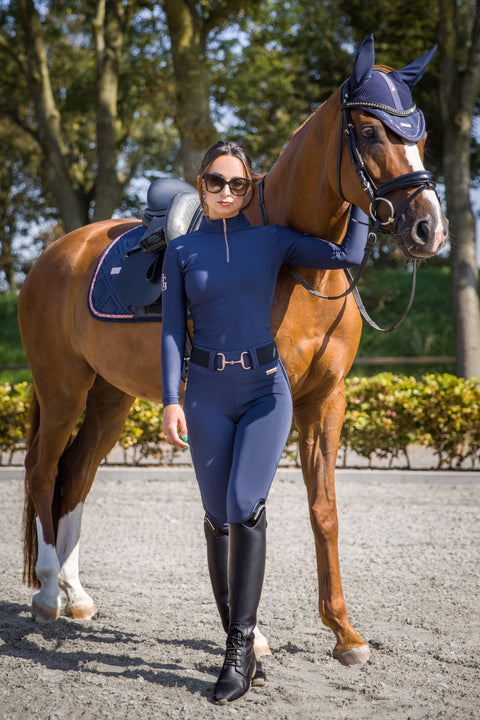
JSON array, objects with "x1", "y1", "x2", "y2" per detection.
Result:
[{"x1": 162, "y1": 403, "x2": 189, "y2": 449}]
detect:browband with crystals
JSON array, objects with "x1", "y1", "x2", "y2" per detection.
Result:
[{"x1": 341, "y1": 100, "x2": 417, "y2": 117}]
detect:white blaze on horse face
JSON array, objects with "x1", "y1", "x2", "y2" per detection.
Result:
[
  {"x1": 34, "y1": 516, "x2": 61, "y2": 615},
  {"x1": 404, "y1": 142, "x2": 445, "y2": 249},
  {"x1": 57, "y1": 504, "x2": 96, "y2": 612}
]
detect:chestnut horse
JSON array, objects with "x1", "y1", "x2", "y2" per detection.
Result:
[{"x1": 18, "y1": 36, "x2": 447, "y2": 666}]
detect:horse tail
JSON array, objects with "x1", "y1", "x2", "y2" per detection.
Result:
[
  {"x1": 23, "y1": 388, "x2": 40, "y2": 588},
  {"x1": 23, "y1": 388, "x2": 77, "y2": 588}
]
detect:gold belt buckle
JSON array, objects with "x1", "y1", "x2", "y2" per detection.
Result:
[
  {"x1": 215, "y1": 352, "x2": 227, "y2": 371},
  {"x1": 239, "y1": 351, "x2": 253, "y2": 369},
  {"x1": 215, "y1": 351, "x2": 252, "y2": 371}
]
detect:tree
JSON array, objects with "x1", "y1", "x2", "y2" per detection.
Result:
[
  {"x1": 160, "y1": 0, "x2": 262, "y2": 183},
  {"x1": 212, "y1": 1, "x2": 354, "y2": 169},
  {"x1": 0, "y1": 1, "x2": 264, "y2": 237},
  {"x1": 0, "y1": 118, "x2": 54, "y2": 291},
  {"x1": 7, "y1": 0, "x2": 94, "y2": 229},
  {"x1": 0, "y1": 0, "x2": 179, "y2": 234},
  {"x1": 437, "y1": 0, "x2": 480, "y2": 378}
]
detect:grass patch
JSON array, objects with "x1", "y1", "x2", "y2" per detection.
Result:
[{"x1": 350, "y1": 264, "x2": 455, "y2": 377}]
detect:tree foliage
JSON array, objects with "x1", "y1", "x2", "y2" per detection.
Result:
[
  {"x1": 0, "y1": 1, "x2": 180, "y2": 229},
  {"x1": 211, "y1": 1, "x2": 354, "y2": 169}
]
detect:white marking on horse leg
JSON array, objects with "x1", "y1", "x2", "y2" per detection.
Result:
[
  {"x1": 33, "y1": 516, "x2": 61, "y2": 621},
  {"x1": 253, "y1": 624, "x2": 271, "y2": 658},
  {"x1": 57, "y1": 504, "x2": 97, "y2": 620}
]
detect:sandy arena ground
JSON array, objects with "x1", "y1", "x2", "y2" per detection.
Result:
[{"x1": 0, "y1": 466, "x2": 479, "y2": 720}]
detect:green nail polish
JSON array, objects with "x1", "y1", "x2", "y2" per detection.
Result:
[{"x1": 182, "y1": 435, "x2": 188, "y2": 442}]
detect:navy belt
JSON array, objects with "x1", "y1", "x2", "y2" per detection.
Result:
[{"x1": 190, "y1": 341, "x2": 278, "y2": 371}]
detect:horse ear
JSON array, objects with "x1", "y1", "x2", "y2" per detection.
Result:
[
  {"x1": 349, "y1": 34, "x2": 375, "y2": 91},
  {"x1": 395, "y1": 45, "x2": 438, "y2": 87}
]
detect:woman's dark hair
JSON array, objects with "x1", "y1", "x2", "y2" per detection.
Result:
[{"x1": 197, "y1": 141, "x2": 255, "y2": 211}]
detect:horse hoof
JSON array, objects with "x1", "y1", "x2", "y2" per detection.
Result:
[
  {"x1": 253, "y1": 626, "x2": 271, "y2": 659},
  {"x1": 333, "y1": 644, "x2": 372, "y2": 666},
  {"x1": 64, "y1": 601, "x2": 98, "y2": 621},
  {"x1": 252, "y1": 661, "x2": 266, "y2": 687},
  {"x1": 32, "y1": 597, "x2": 60, "y2": 622}
]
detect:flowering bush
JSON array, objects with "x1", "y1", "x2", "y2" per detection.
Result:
[
  {"x1": 412, "y1": 374, "x2": 480, "y2": 468},
  {"x1": 343, "y1": 373, "x2": 480, "y2": 469},
  {"x1": 0, "y1": 382, "x2": 30, "y2": 464},
  {"x1": 118, "y1": 399, "x2": 165, "y2": 464},
  {"x1": 342, "y1": 373, "x2": 419, "y2": 466},
  {"x1": 1, "y1": 374, "x2": 478, "y2": 469}
]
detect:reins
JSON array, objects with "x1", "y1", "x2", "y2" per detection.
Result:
[{"x1": 257, "y1": 82, "x2": 435, "y2": 333}]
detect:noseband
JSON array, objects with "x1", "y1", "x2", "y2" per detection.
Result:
[{"x1": 337, "y1": 84, "x2": 437, "y2": 231}]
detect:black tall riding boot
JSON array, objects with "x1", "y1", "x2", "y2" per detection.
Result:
[
  {"x1": 204, "y1": 513, "x2": 229, "y2": 633},
  {"x1": 213, "y1": 501, "x2": 267, "y2": 705}
]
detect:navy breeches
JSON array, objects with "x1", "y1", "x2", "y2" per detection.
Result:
[{"x1": 184, "y1": 351, "x2": 293, "y2": 532}]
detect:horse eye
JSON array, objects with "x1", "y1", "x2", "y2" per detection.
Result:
[{"x1": 362, "y1": 126, "x2": 375, "y2": 139}]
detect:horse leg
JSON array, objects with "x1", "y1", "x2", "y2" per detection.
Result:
[
  {"x1": 54, "y1": 376, "x2": 134, "y2": 620},
  {"x1": 25, "y1": 381, "x2": 94, "y2": 622},
  {"x1": 294, "y1": 386, "x2": 372, "y2": 666}
]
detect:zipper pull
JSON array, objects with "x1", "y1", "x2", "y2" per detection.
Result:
[{"x1": 223, "y1": 218, "x2": 230, "y2": 263}]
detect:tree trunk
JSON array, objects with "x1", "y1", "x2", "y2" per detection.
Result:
[
  {"x1": 17, "y1": 0, "x2": 87, "y2": 231},
  {"x1": 16, "y1": 0, "x2": 129, "y2": 231},
  {"x1": 443, "y1": 115, "x2": 480, "y2": 379},
  {"x1": 162, "y1": 0, "x2": 217, "y2": 183},
  {"x1": 438, "y1": 0, "x2": 480, "y2": 379},
  {"x1": 92, "y1": 0, "x2": 125, "y2": 221}
]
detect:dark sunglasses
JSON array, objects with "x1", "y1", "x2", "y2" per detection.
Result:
[{"x1": 203, "y1": 173, "x2": 251, "y2": 197}]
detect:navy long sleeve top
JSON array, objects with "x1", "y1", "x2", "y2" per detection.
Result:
[{"x1": 161, "y1": 207, "x2": 368, "y2": 405}]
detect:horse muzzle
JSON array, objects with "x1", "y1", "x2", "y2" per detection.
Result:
[
  {"x1": 369, "y1": 172, "x2": 448, "y2": 259},
  {"x1": 396, "y1": 208, "x2": 449, "y2": 259}
]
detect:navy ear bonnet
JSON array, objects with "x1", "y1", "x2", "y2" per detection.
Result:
[
  {"x1": 343, "y1": 35, "x2": 437, "y2": 142},
  {"x1": 346, "y1": 69, "x2": 426, "y2": 141}
]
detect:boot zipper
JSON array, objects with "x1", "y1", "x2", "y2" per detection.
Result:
[{"x1": 223, "y1": 218, "x2": 230, "y2": 263}]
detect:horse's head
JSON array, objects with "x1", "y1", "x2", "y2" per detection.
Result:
[{"x1": 337, "y1": 34, "x2": 448, "y2": 259}]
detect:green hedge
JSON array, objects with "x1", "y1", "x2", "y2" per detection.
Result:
[
  {"x1": 0, "y1": 382, "x2": 30, "y2": 463},
  {"x1": 342, "y1": 373, "x2": 480, "y2": 469},
  {"x1": 1, "y1": 374, "x2": 479, "y2": 469}
]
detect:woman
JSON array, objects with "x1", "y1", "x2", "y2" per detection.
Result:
[{"x1": 161, "y1": 141, "x2": 368, "y2": 704}]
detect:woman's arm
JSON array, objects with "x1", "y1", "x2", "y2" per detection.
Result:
[
  {"x1": 160, "y1": 243, "x2": 187, "y2": 407},
  {"x1": 280, "y1": 205, "x2": 369, "y2": 268}
]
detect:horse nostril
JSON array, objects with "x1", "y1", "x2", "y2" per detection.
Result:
[{"x1": 414, "y1": 218, "x2": 431, "y2": 246}]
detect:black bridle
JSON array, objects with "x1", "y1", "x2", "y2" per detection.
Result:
[
  {"x1": 257, "y1": 83, "x2": 437, "y2": 332},
  {"x1": 337, "y1": 82, "x2": 437, "y2": 232}
]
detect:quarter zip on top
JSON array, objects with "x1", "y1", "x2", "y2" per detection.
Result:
[{"x1": 223, "y1": 218, "x2": 230, "y2": 263}]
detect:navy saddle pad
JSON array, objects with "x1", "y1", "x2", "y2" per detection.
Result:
[{"x1": 88, "y1": 225, "x2": 163, "y2": 322}]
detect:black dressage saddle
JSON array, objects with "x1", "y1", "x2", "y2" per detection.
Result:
[{"x1": 115, "y1": 177, "x2": 202, "y2": 306}]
